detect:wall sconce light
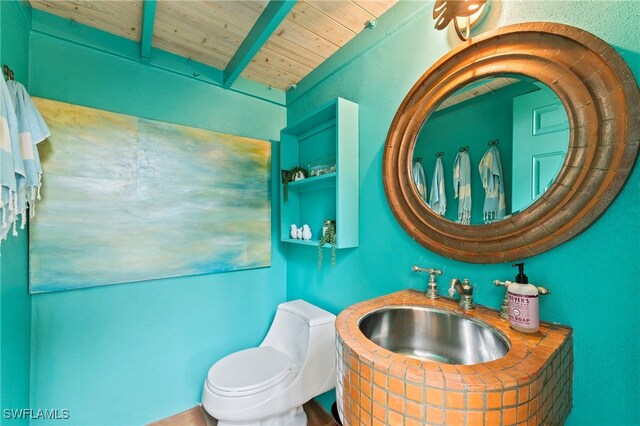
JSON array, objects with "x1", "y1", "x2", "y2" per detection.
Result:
[{"x1": 433, "y1": 0, "x2": 491, "y2": 41}]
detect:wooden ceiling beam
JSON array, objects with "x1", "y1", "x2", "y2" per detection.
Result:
[
  {"x1": 223, "y1": 0, "x2": 297, "y2": 88},
  {"x1": 140, "y1": 0, "x2": 157, "y2": 62}
]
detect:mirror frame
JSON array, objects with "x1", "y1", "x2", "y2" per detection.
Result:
[{"x1": 383, "y1": 22, "x2": 639, "y2": 263}]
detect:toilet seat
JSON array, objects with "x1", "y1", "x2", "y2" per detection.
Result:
[{"x1": 206, "y1": 347, "x2": 294, "y2": 397}]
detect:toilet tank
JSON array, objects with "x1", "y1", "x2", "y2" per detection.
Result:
[{"x1": 260, "y1": 300, "x2": 335, "y2": 364}]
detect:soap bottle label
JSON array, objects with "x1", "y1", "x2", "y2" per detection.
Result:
[{"x1": 508, "y1": 291, "x2": 539, "y2": 330}]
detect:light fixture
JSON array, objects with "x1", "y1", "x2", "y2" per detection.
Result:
[{"x1": 433, "y1": 0, "x2": 491, "y2": 41}]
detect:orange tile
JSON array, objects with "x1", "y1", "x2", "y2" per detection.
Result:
[
  {"x1": 466, "y1": 410, "x2": 484, "y2": 426},
  {"x1": 351, "y1": 404, "x2": 360, "y2": 421},
  {"x1": 373, "y1": 355, "x2": 392, "y2": 371},
  {"x1": 388, "y1": 393, "x2": 404, "y2": 412},
  {"x1": 406, "y1": 366, "x2": 424, "y2": 384},
  {"x1": 518, "y1": 386, "x2": 530, "y2": 404},
  {"x1": 485, "y1": 410, "x2": 501, "y2": 425},
  {"x1": 388, "y1": 410, "x2": 404, "y2": 426},
  {"x1": 389, "y1": 377, "x2": 404, "y2": 395},
  {"x1": 503, "y1": 407, "x2": 517, "y2": 425},
  {"x1": 406, "y1": 383, "x2": 422, "y2": 402},
  {"x1": 405, "y1": 417, "x2": 422, "y2": 426},
  {"x1": 350, "y1": 356, "x2": 360, "y2": 372},
  {"x1": 426, "y1": 388, "x2": 444, "y2": 406},
  {"x1": 426, "y1": 406, "x2": 444, "y2": 424},
  {"x1": 360, "y1": 379, "x2": 372, "y2": 397},
  {"x1": 445, "y1": 409, "x2": 465, "y2": 425},
  {"x1": 467, "y1": 392, "x2": 484, "y2": 409},
  {"x1": 487, "y1": 392, "x2": 502, "y2": 409},
  {"x1": 405, "y1": 400, "x2": 423, "y2": 419},
  {"x1": 349, "y1": 370, "x2": 359, "y2": 387},
  {"x1": 446, "y1": 391, "x2": 465, "y2": 409},
  {"x1": 360, "y1": 411, "x2": 371, "y2": 425},
  {"x1": 372, "y1": 418, "x2": 385, "y2": 426},
  {"x1": 361, "y1": 363, "x2": 372, "y2": 380},
  {"x1": 372, "y1": 403, "x2": 386, "y2": 422},
  {"x1": 350, "y1": 385, "x2": 360, "y2": 404},
  {"x1": 503, "y1": 389, "x2": 517, "y2": 406},
  {"x1": 373, "y1": 386, "x2": 387, "y2": 405},
  {"x1": 389, "y1": 361, "x2": 407, "y2": 379},
  {"x1": 443, "y1": 373, "x2": 466, "y2": 390},
  {"x1": 425, "y1": 371, "x2": 445, "y2": 388},
  {"x1": 373, "y1": 371, "x2": 387, "y2": 388},
  {"x1": 360, "y1": 395, "x2": 372, "y2": 414},
  {"x1": 517, "y1": 403, "x2": 528, "y2": 422}
]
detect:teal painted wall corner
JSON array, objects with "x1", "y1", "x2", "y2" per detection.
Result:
[
  {"x1": 1, "y1": 1, "x2": 32, "y2": 425},
  {"x1": 26, "y1": 26, "x2": 288, "y2": 424},
  {"x1": 287, "y1": 0, "x2": 640, "y2": 423},
  {"x1": 0, "y1": 4, "x2": 289, "y2": 425}
]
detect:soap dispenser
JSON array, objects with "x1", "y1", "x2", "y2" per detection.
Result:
[{"x1": 507, "y1": 263, "x2": 540, "y2": 333}]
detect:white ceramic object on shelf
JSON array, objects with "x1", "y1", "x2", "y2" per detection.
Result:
[
  {"x1": 202, "y1": 300, "x2": 337, "y2": 426},
  {"x1": 290, "y1": 224, "x2": 298, "y2": 239},
  {"x1": 301, "y1": 225, "x2": 312, "y2": 240},
  {"x1": 296, "y1": 228, "x2": 302, "y2": 239}
]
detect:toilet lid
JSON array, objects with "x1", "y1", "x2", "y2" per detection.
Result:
[{"x1": 207, "y1": 347, "x2": 293, "y2": 394}]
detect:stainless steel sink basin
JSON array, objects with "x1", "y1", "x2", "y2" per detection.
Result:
[{"x1": 358, "y1": 307, "x2": 509, "y2": 365}]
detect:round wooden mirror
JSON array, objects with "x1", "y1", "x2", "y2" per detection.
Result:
[{"x1": 383, "y1": 22, "x2": 639, "y2": 263}]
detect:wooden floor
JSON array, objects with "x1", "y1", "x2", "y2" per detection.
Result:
[{"x1": 148, "y1": 400, "x2": 338, "y2": 426}]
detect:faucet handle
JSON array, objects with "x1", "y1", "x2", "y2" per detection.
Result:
[
  {"x1": 494, "y1": 279, "x2": 512, "y2": 288},
  {"x1": 537, "y1": 286, "x2": 551, "y2": 295},
  {"x1": 412, "y1": 266, "x2": 442, "y2": 276},
  {"x1": 412, "y1": 266, "x2": 442, "y2": 299}
]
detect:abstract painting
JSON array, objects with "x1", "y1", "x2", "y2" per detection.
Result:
[{"x1": 29, "y1": 98, "x2": 271, "y2": 293}]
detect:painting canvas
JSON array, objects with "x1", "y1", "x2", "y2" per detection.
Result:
[{"x1": 29, "y1": 98, "x2": 271, "y2": 293}]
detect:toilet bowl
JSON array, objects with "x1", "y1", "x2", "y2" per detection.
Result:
[{"x1": 202, "y1": 300, "x2": 336, "y2": 426}]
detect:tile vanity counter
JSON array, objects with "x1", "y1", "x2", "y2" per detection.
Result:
[{"x1": 335, "y1": 290, "x2": 573, "y2": 425}]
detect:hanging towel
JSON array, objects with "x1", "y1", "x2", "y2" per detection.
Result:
[
  {"x1": 7, "y1": 80, "x2": 49, "y2": 220},
  {"x1": 412, "y1": 160, "x2": 428, "y2": 202},
  {"x1": 0, "y1": 77, "x2": 49, "y2": 243},
  {"x1": 428, "y1": 157, "x2": 446, "y2": 215},
  {"x1": 453, "y1": 150, "x2": 472, "y2": 224},
  {"x1": 0, "y1": 77, "x2": 23, "y2": 241},
  {"x1": 479, "y1": 146, "x2": 506, "y2": 223}
]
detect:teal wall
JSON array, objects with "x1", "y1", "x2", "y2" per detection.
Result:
[
  {"x1": 22, "y1": 11, "x2": 287, "y2": 426},
  {"x1": 1, "y1": 2, "x2": 32, "y2": 425},
  {"x1": 287, "y1": 1, "x2": 640, "y2": 425},
  {"x1": 3, "y1": 1, "x2": 639, "y2": 425}
]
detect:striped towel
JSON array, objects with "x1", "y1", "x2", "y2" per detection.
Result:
[
  {"x1": 0, "y1": 77, "x2": 23, "y2": 241},
  {"x1": 0, "y1": 78, "x2": 49, "y2": 243},
  {"x1": 428, "y1": 157, "x2": 446, "y2": 215},
  {"x1": 412, "y1": 160, "x2": 427, "y2": 202},
  {"x1": 479, "y1": 146, "x2": 506, "y2": 223},
  {"x1": 453, "y1": 151, "x2": 472, "y2": 224},
  {"x1": 8, "y1": 80, "x2": 49, "y2": 221}
]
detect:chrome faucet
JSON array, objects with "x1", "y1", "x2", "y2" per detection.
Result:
[
  {"x1": 449, "y1": 278, "x2": 475, "y2": 310},
  {"x1": 412, "y1": 266, "x2": 442, "y2": 299}
]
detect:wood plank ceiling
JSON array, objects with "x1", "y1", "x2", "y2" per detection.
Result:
[{"x1": 29, "y1": 0, "x2": 398, "y2": 91}]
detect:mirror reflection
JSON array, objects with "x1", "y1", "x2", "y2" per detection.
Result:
[{"x1": 412, "y1": 74, "x2": 569, "y2": 225}]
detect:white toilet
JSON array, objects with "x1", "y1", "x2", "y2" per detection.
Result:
[{"x1": 202, "y1": 300, "x2": 336, "y2": 426}]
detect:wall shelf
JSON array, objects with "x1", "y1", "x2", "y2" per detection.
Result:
[
  {"x1": 287, "y1": 172, "x2": 336, "y2": 192},
  {"x1": 280, "y1": 98, "x2": 359, "y2": 249}
]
